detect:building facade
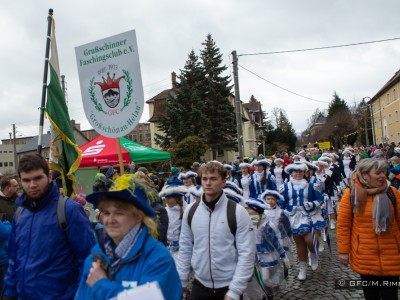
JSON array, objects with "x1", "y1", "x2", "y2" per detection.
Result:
[{"x1": 369, "y1": 69, "x2": 400, "y2": 145}]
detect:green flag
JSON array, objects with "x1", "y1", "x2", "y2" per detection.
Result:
[{"x1": 45, "y1": 20, "x2": 81, "y2": 198}]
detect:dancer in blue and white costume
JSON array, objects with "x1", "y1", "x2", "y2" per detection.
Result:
[
  {"x1": 224, "y1": 164, "x2": 239, "y2": 186},
  {"x1": 279, "y1": 163, "x2": 325, "y2": 281},
  {"x1": 270, "y1": 158, "x2": 288, "y2": 190},
  {"x1": 178, "y1": 170, "x2": 198, "y2": 209},
  {"x1": 159, "y1": 185, "x2": 187, "y2": 265},
  {"x1": 244, "y1": 198, "x2": 289, "y2": 300},
  {"x1": 250, "y1": 159, "x2": 277, "y2": 198},
  {"x1": 238, "y1": 162, "x2": 252, "y2": 199},
  {"x1": 260, "y1": 190, "x2": 294, "y2": 269}
]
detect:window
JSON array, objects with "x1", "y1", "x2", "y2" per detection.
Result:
[
  {"x1": 394, "y1": 89, "x2": 397, "y2": 100},
  {"x1": 391, "y1": 134, "x2": 394, "y2": 141},
  {"x1": 396, "y1": 111, "x2": 399, "y2": 122},
  {"x1": 4, "y1": 162, "x2": 8, "y2": 167},
  {"x1": 139, "y1": 134, "x2": 143, "y2": 142},
  {"x1": 0, "y1": 163, "x2": 2, "y2": 167},
  {"x1": 217, "y1": 148, "x2": 224, "y2": 156},
  {"x1": 9, "y1": 162, "x2": 13, "y2": 167},
  {"x1": 389, "y1": 114, "x2": 392, "y2": 124},
  {"x1": 0, "y1": 151, "x2": 2, "y2": 154},
  {"x1": 146, "y1": 133, "x2": 151, "y2": 141},
  {"x1": 386, "y1": 94, "x2": 390, "y2": 105},
  {"x1": 9, "y1": 150, "x2": 12, "y2": 153}
]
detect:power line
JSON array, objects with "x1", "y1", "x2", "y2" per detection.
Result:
[
  {"x1": 239, "y1": 37, "x2": 400, "y2": 57},
  {"x1": 238, "y1": 64, "x2": 329, "y2": 103}
]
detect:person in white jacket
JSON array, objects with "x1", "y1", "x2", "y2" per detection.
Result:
[{"x1": 177, "y1": 161, "x2": 255, "y2": 300}]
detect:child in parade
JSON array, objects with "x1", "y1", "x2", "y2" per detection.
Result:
[
  {"x1": 178, "y1": 170, "x2": 198, "y2": 209},
  {"x1": 244, "y1": 198, "x2": 289, "y2": 300},
  {"x1": 159, "y1": 185, "x2": 187, "y2": 264},
  {"x1": 279, "y1": 163, "x2": 325, "y2": 280},
  {"x1": 303, "y1": 161, "x2": 318, "y2": 184},
  {"x1": 250, "y1": 159, "x2": 277, "y2": 198},
  {"x1": 318, "y1": 156, "x2": 340, "y2": 229},
  {"x1": 238, "y1": 162, "x2": 252, "y2": 199},
  {"x1": 224, "y1": 164, "x2": 239, "y2": 186},
  {"x1": 339, "y1": 148, "x2": 356, "y2": 179},
  {"x1": 260, "y1": 190, "x2": 294, "y2": 269},
  {"x1": 270, "y1": 158, "x2": 288, "y2": 189}
]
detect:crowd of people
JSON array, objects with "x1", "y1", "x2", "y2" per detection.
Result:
[{"x1": 0, "y1": 143, "x2": 399, "y2": 299}]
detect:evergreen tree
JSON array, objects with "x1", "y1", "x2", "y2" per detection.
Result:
[
  {"x1": 170, "y1": 135, "x2": 209, "y2": 169},
  {"x1": 200, "y1": 34, "x2": 236, "y2": 159},
  {"x1": 328, "y1": 92, "x2": 349, "y2": 116},
  {"x1": 154, "y1": 50, "x2": 208, "y2": 148}
]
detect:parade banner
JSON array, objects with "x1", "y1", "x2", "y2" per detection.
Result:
[
  {"x1": 46, "y1": 18, "x2": 81, "y2": 198},
  {"x1": 318, "y1": 141, "x2": 331, "y2": 150},
  {"x1": 75, "y1": 30, "x2": 144, "y2": 138}
]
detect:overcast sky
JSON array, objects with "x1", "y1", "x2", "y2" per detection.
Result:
[{"x1": 2, "y1": 0, "x2": 400, "y2": 142}]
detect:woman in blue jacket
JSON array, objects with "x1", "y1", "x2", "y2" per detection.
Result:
[{"x1": 75, "y1": 174, "x2": 181, "y2": 300}]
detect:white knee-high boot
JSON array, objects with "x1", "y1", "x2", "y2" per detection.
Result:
[{"x1": 298, "y1": 261, "x2": 308, "y2": 280}]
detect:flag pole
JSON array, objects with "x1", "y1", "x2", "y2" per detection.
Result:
[
  {"x1": 38, "y1": 8, "x2": 53, "y2": 155},
  {"x1": 116, "y1": 138, "x2": 125, "y2": 175}
]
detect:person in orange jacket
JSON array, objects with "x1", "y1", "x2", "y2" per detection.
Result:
[{"x1": 337, "y1": 158, "x2": 400, "y2": 300}]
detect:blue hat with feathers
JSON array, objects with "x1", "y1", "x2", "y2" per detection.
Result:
[{"x1": 86, "y1": 174, "x2": 155, "y2": 217}]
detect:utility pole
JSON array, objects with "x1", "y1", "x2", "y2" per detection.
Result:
[
  {"x1": 231, "y1": 50, "x2": 244, "y2": 158},
  {"x1": 12, "y1": 124, "x2": 17, "y2": 174},
  {"x1": 363, "y1": 109, "x2": 369, "y2": 146}
]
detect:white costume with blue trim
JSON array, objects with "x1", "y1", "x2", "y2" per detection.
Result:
[{"x1": 279, "y1": 179, "x2": 326, "y2": 236}]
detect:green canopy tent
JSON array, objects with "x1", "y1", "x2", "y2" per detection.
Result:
[{"x1": 79, "y1": 135, "x2": 171, "y2": 167}]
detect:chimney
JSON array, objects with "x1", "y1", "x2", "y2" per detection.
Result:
[
  {"x1": 171, "y1": 72, "x2": 177, "y2": 89},
  {"x1": 71, "y1": 119, "x2": 80, "y2": 131}
]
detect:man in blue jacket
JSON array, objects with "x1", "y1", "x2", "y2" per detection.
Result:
[{"x1": 3, "y1": 154, "x2": 95, "y2": 300}]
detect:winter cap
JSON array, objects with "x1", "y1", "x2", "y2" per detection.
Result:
[
  {"x1": 223, "y1": 188, "x2": 244, "y2": 205},
  {"x1": 274, "y1": 158, "x2": 284, "y2": 164},
  {"x1": 190, "y1": 185, "x2": 203, "y2": 197},
  {"x1": 224, "y1": 181, "x2": 243, "y2": 195},
  {"x1": 292, "y1": 155, "x2": 302, "y2": 160},
  {"x1": 285, "y1": 163, "x2": 308, "y2": 174},
  {"x1": 260, "y1": 189, "x2": 284, "y2": 201},
  {"x1": 315, "y1": 160, "x2": 329, "y2": 168},
  {"x1": 86, "y1": 174, "x2": 155, "y2": 217},
  {"x1": 318, "y1": 156, "x2": 332, "y2": 163},
  {"x1": 251, "y1": 158, "x2": 272, "y2": 167},
  {"x1": 171, "y1": 167, "x2": 180, "y2": 177},
  {"x1": 342, "y1": 149, "x2": 352, "y2": 155},
  {"x1": 159, "y1": 185, "x2": 187, "y2": 198},
  {"x1": 245, "y1": 198, "x2": 268, "y2": 214},
  {"x1": 178, "y1": 170, "x2": 198, "y2": 180},
  {"x1": 191, "y1": 162, "x2": 201, "y2": 169},
  {"x1": 239, "y1": 162, "x2": 251, "y2": 169},
  {"x1": 303, "y1": 161, "x2": 318, "y2": 171},
  {"x1": 223, "y1": 164, "x2": 233, "y2": 170}
]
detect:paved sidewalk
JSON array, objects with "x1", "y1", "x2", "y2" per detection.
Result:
[{"x1": 276, "y1": 229, "x2": 372, "y2": 299}]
